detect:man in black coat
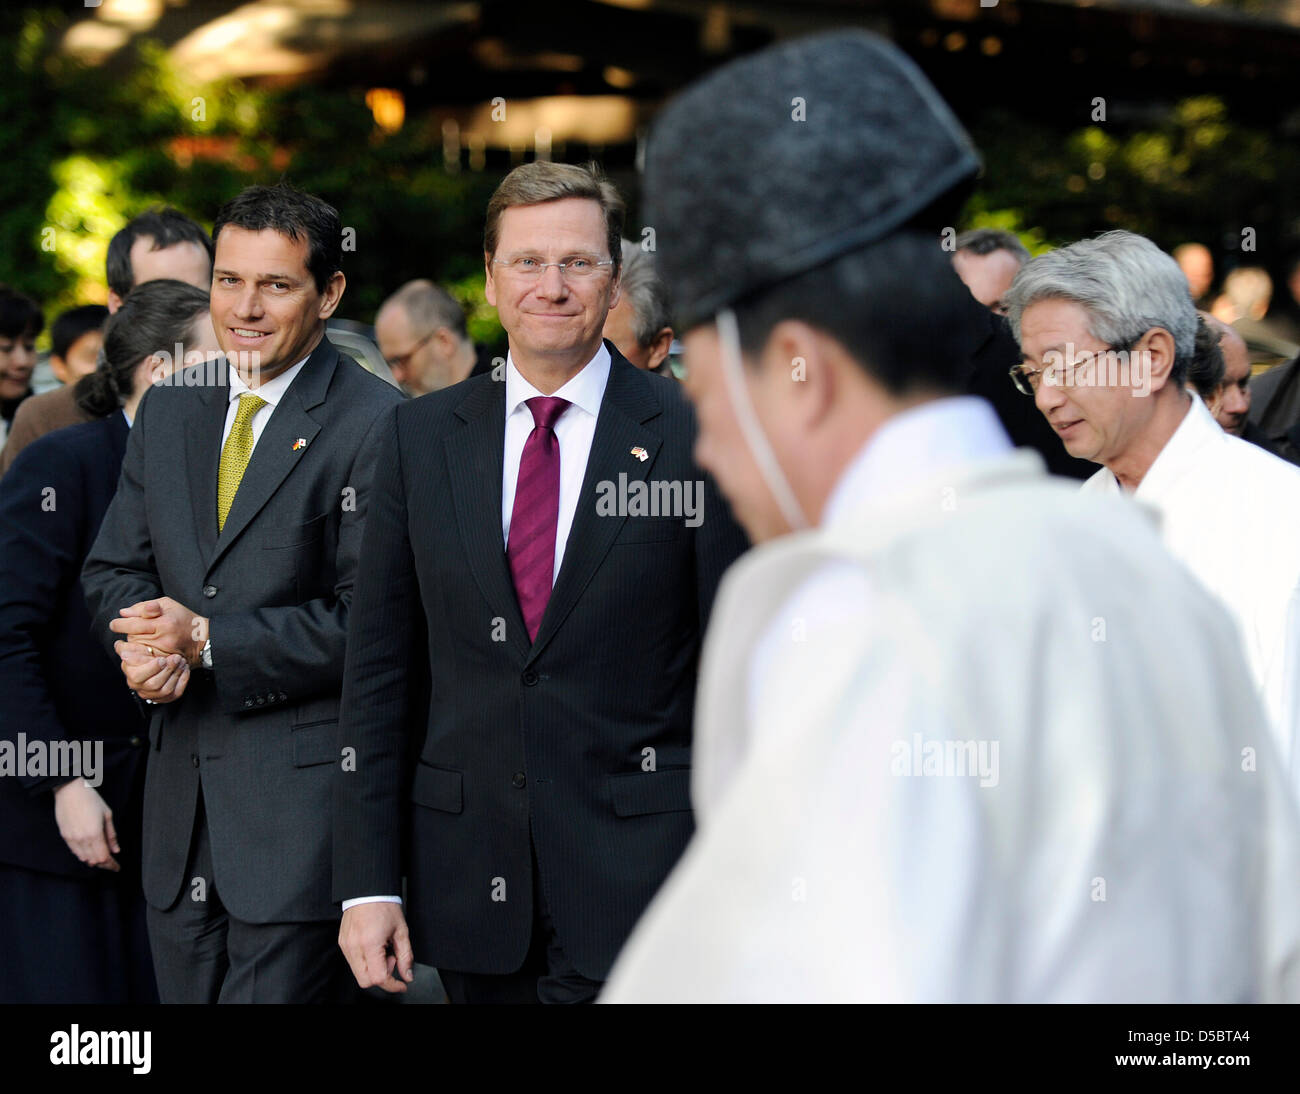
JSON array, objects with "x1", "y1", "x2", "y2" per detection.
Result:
[{"x1": 334, "y1": 161, "x2": 748, "y2": 1004}]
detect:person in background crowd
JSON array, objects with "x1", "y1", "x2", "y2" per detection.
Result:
[
  {"x1": 1247, "y1": 348, "x2": 1300, "y2": 467},
  {"x1": 82, "y1": 184, "x2": 403, "y2": 1004},
  {"x1": 48, "y1": 305, "x2": 109, "y2": 387},
  {"x1": 106, "y1": 207, "x2": 214, "y2": 315},
  {"x1": 1174, "y1": 242, "x2": 1215, "y2": 309},
  {"x1": 374, "y1": 279, "x2": 493, "y2": 396},
  {"x1": 951, "y1": 229, "x2": 1030, "y2": 317},
  {"x1": 1200, "y1": 313, "x2": 1273, "y2": 448},
  {"x1": 604, "y1": 29, "x2": 1300, "y2": 1006},
  {"x1": 0, "y1": 286, "x2": 42, "y2": 450},
  {"x1": 1185, "y1": 313, "x2": 1226, "y2": 405},
  {"x1": 1008, "y1": 230, "x2": 1300, "y2": 789},
  {"x1": 0, "y1": 279, "x2": 217, "y2": 1004},
  {"x1": 1213, "y1": 266, "x2": 1299, "y2": 363},
  {"x1": 2, "y1": 209, "x2": 213, "y2": 474},
  {"x1": 602, "y1": 240, "x2": 675, "y2": 376}
]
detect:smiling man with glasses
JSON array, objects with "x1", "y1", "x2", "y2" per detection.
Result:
[{"x1": 334, "y1": 159, "x2": 748, "y2": 1004}]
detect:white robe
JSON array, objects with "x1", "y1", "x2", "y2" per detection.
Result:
[
  {"x1": 603, "y1": 398, "x2": 1300, "y2": 1003},
  {"x1": 1081, "y1": 392, "x2": 1300, "y2": 791}
]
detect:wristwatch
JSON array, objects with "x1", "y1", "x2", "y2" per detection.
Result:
[{"x1": 200, "y1": 637, "x2": 213, "y2": 670}]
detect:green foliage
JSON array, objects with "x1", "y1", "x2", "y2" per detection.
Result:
[
  {"x1": 0, "y1": 7, "x2": 503, "y2": 347},
  {"x1": 962, "y1": 96, "x2": 1300, "y2": 262}
]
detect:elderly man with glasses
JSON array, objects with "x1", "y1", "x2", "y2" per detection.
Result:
[{"x1": 1007, "y1": 230, "x2": 1300, "y2": 794}]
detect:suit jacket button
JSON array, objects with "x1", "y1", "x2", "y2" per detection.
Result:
[
  {"x1": 512, "y1": 772, "x2": 526, "y2": 789},
  {"x1": 255, "y1": 695, "x2": 266, "y2": 706},
  {"x1": 244, "y1": 697, "x2": 255, "y2": 708},
  {"x1": 522, "y1": 670, "x2": 539, "y2": 686},
  {"x1": 190, "y1": 754, "x2": 199, "y2": 768},
  {"x1": 202, "y1": 585, "x2": 218, "y2": 598},
  {"x1": 129, "y1": 736, "x2": 143, "y2": 747}
]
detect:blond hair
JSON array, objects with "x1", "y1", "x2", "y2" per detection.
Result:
[{"x1": 484, "y1": 161, "x2": 625, "y2": 276}]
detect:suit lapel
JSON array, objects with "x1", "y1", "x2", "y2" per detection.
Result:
[
  {"x1": 527, "y1": 349, "x2": 663, "y2": 663},
  {"x1": 445, "y1": 377, "x2": 531, "y2": 661},
  {"x1": 205, "y1": 340, "x2": 336, "y2": 574}
]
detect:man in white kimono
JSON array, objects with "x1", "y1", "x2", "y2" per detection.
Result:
[
  {"x1": 601, "y1": 31, "x2": 1300, "y2": 1003},
  {"x1": 1006, "y1": 231, "x2": 1300, "y2": 788}
]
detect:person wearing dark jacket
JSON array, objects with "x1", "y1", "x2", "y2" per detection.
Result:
[{"x1": 0, "y1": 279, "x2": 217, "y2": 1002}]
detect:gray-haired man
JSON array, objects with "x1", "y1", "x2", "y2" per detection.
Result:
[
  {"x1": 1007, "y1": 229, "x2": 1300, "y2": 789},
  {"x1": 601, "y1": 240, "x2": 675, "y2": 376}
]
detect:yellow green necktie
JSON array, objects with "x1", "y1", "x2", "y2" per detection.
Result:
[{"x1": 217, "y1": 394, "x2": 268, "y2": 531}]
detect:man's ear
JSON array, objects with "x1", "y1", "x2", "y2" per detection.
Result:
[
  {"x1": 1141, "y1": 327, "x2": 1179, "y2": 393},
  {"x1": 107, "y1": 291, "x2": 124, "y2": 315},
  {"x1": 647, "y1": 327, "x2": 674, "y2": 372},
  {"x1": 484, "y1": 253, "x2": 497, "y2": 307},
  {"x1": 50, "y1": 355, "x2": 71, "y2": 386},
  {"x1": 758, "y1": 320, "x2": 835, "y2": 428},
  {"x1": 317, "y1": 271, "x2": 346, "y2": 320}
]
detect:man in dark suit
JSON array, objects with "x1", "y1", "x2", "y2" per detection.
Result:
[
  {"x1": 334, "y1": 161, "x2": 748, "y2": 1004},
  {"x1": 82, "y1": 184, "x2": 403, "y2": 1003}
]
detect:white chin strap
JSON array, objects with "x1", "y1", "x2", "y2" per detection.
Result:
[{"x1": 715, "y1": 307, "x2": 809, "y2": 533}]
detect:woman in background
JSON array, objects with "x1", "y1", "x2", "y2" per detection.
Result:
[{"x1": 0, "y1": 279, "x2": 217, "y2": 1003}]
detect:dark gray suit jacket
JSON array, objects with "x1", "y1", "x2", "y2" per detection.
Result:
[{"x1": 82, "y1": 338, "x2": 403, "y2": 923}]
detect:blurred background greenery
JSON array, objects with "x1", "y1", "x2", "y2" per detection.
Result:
[{"x1": 5, "y1": 0, "x2": 1300, "y2": 348}]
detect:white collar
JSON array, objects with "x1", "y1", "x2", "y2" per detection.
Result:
[
  {"x1": 1132, "y1": 391, "x2": 1222, "y2": 501},
  {"x1": 823, "y1": 396, "x2": 1012, "y2": 528},
  {"x1": 504, "y1": 342, "x2": 611, "y2": 421},
  {"x1": 227, "y1": 354, "x2": 311, "y2": 408}
]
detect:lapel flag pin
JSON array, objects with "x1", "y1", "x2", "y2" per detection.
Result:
[
  {"x1": 293, "y1": 438, "x2": 308, "y2": 451},
  {"x1": 631, "y1": 446, "x2": 648, "y2": 462}
]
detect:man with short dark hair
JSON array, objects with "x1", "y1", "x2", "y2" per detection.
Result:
[
  {"x1": 106, "y1": 207, "x2": 214, "y2": 314},
  {"x1": 3, "y1": 208, "x2": 214, "y2": 474},
  {"x1": 82, "y1": 183, "x2": 403, "y2": 1003},
  {"x1": 334, "y1": 160, "x2": 747, "y2": 1004},
  {"x1": 952, "y1": 228, "x2": 1029, "y2": 316},
  {"x1": 374, "y1": 280, "x2": 491, "y2": 395}
]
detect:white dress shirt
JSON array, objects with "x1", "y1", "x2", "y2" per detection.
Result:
[
  {"x1": 1081, "y1": 391, "x2": 1300, "y2": 790},
  {"x1": 501, "y1": 343, "x2": 611, "y2": 582},
  {"x1": 222, "y1": 354, "x2": 309, "y2": 451},
  {"x1": 342, "y1": 342, "x2": 612, "y2": 913}
]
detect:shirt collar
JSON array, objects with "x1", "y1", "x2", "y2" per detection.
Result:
[
  {"x1": 227, "y1": 354, "x2": 311, "y2": 408},
  {"x1": 504, "y1": 342, "x2": 611, "y2": 422},
  {"x1": 1132, "y1": 391, "x2": 1221, "y2": 501},
  {"x1": 824, "y1": 396, "x2": 1013, "y2": 528}
]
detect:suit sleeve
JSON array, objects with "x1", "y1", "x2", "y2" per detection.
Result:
[
  {"x1": 0, "y1": 437, "x2": 86, "y2": 791},
  {"x1": 81, "y1": 391, "x2": 164, "y2": 659},
  {"x1": 206, "y1": 402, "x2": 396, "y2": 715},
  {"x1": 332, "y1": 404, "x2": 419, "y2": 902}
]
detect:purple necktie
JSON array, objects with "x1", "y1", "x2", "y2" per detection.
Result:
[{"x1": 507, "y1": 396, "x2": 570, "y2": 642}]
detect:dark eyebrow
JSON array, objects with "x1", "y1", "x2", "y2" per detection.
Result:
[{"x1": 213, "y1": 268, "x2": 301, "y2": 282}]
